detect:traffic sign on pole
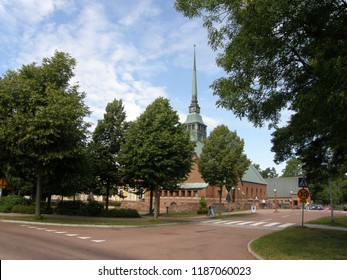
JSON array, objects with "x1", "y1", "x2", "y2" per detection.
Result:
[
  {"x1": 0, "y1": 177, "x2": 8, "y2": 188},
  {"x1": 298, "y1": 188, "x2": 310, "y2": 200},
  {"x1": 298, "y1": 177, "x2": 308, "y2": 188}
]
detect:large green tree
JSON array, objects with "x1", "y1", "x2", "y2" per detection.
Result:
[
  {"x1": 0, "y1": 51, "x2": 90, "y2": 216},
  {"x1": 175, "y1": 0, "x2": 347, "y2": 182},
  {"x1": 91, "y1": 99, "x2": 128, "y2": 210},
  {"x1": 118, "y1": 97, "x2": 195, "y2": 219},
  {"x1": 198, "y1": 125, "x2": 250, "y2": 208},
  {"x1": 281, "y1": 158, "x2": 304, "y2": 177}
]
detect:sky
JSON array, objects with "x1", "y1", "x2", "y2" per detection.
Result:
[{"x1": 0, "y1": 0, "x2": 287, "y2": 174}]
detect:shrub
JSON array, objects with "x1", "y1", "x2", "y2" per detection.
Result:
[
  {"x1": 54, "y1": 200, "x2": 85, "y2": 215},
  {"x1": 197, "y1": 208, "x2": 208, "y2": 215},
  {"x1": 102, "y1": 208, "x2": 141, "y2": 218},
  {"x1": 0, "y1": 195, "x2": 31, "y2": 213},
  {"x1": 199, "y1": 196, "x2": 208, "y2": 210},
  {"x1": 85, "y1": 201, "x2": 104, "y2": 216},
  {"x1": 12, "y1": 204, "x2": 35, "y2": 214}
]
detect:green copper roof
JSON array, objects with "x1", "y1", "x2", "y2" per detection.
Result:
[
  {"x1": 185, "y1": 112, "x2": 204, "y2": 124},
  {"x1": 242, "y1": 164, "x2": 267, "y2": 185}
]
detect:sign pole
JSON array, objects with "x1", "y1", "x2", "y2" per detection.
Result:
[
  {"x1": 298, "y1": 186, "x2": 309, "y2": 228},
  {"x1": 302, "y1": 201, "x2": 304, "y2": 227}
]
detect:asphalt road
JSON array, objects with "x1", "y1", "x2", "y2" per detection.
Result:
[{"x1": 0, "y1": 209, "x2": 345, "y2": 260}]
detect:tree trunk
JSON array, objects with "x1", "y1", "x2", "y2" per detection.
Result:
[
  {"x1": 219, "y1": 186, "x2": 223, "y2": 216},
  {"x1": 149, "y1": 187, "x2": 153, "y2": 214},
  {"x1": 153, "y1": 186, "x2": 159, "y2": 220},
  {"x1": 35, "y1": 174, "x2": 42, "y2": 217},
  {"x1": 105, "y1": 183, "x2": 110, "y2": 210}
]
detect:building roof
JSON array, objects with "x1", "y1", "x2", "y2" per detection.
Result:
[
  {"x1": 185, "y1": 112, "x2": 204, "y2": 124},
  {"x1": 242, "y1": 164, "x2": 267, "y2": 185},
  {"x1": 178, "y1": 182, "x2": 209, "y2": 189},
  {"x1": 265, "y1": 177, "x2": 301, "y2": 198}
]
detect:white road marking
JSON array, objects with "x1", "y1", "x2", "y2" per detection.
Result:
[
  {"x1": 65, "y1": 233, "x2": 79, "y2": 237},
  {"x1": 278, "y1": 223, "x2": 296, "y2": 228},
  {"x1": 202, "y1": 220, "x2": 220, "y2": 223},
  {"x1": 236, "y1": 221, "x2": 255, "y2": 225},
  {"x1": 213, "y1": 220, "x2": 229, "y2": 224},
  {"x1": 92, "y1": 240, "x2": 105, "y2": 243},
  {"x1": 250, "y1": 222, "x2": 267, "y2": 226},
  {"x1": 224, "y1": 220, "x2": 244, "y2": 225},
  {"x1": 264, "y1": 222, "x2": 281, "y2": 227},
  {"x1": 78, "y1": 237, "x2": 91, "y2": 240},
  {"x1": 54, "y1": 231, "x2": 67, "y2": 234}
]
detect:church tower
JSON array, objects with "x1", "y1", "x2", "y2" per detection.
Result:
[{"x1": 185, "y1": 45, "x2": 207, "y2": 156}]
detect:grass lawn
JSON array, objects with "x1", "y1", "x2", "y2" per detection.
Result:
[
  {"x1": 307, "y1": 215, "x2": 347, "y2": 228},
  {"x1": 251, "y1": 216, "x2": 347, "y2": 260}
]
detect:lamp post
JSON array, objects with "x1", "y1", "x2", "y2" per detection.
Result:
[
  {"x1": 290, "y1": 191, "x2": 294, "y2": 210},
  {"x1": 274, "y1": 188, "x2": 278, "y2": 213}
]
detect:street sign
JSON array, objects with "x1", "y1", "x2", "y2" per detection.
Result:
[
  {"x1": 0, "y1": 177, "x2": 8, "y2": 188},
  {"x1": 298, "y1": 177, "x2": 308, "y2": 188},
  {"x1": 298, "y1": 188, "x2": 309, "y2": 200}
]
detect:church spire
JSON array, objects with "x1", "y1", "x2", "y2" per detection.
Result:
[
  {"x1": 185, "y1": 45, "x2": 207, "y2": 156},
  {"x1": 189, "y1": 45, "x2": 200, "y2": 114}
]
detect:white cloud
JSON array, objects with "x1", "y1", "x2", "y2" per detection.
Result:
[{"x1": 118, "y1": 0, "x2": 161, "y2": 26}]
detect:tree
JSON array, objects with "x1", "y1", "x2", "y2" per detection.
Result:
[
  {"x1": 0, "y1": 51, "x2": 90, "y2": 216},
  {"x1": 118, "y1": 97, "x2": 195, "y2": 219},
  {"x1": 175, "y1": 0, "x2": 347, "y2": 181},
  {"x1": 91, "y1": 99, "x2": 128, "y2": 210},
  {"x1": 281, "y1": 158, "x2": 304, "y2": 177},
  {"x1": 254, "y1": 164, "x2": 278, "y2": 178},
  {"x1": 198, "y1": 125, "x2": 250, "y2": 210}
]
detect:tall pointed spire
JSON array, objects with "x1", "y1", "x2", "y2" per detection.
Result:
[
  {"x1": 185, "y1": 45, "x2": 207, "y2": 156},
  {"x1": 189, "y1": 45, "x2": 200, "y2": 114}
]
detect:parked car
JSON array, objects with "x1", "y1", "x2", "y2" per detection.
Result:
[
  {"x1": 315, "y1": 204, "x2": 324, "y2": 210},
  {"x1": 343, "y1": 204, "x2": 347, "y2": 211},
  {"x1": 309, "y1": 204, "x2": 323, "y2": 210}
]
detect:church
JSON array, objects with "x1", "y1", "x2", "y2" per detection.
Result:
[
  {"x1": 158, "y1": 47, "x2": 268, "y2": 213},
  {"x1": 121, "y1": 48, "x2": 268, "y2": 213}
]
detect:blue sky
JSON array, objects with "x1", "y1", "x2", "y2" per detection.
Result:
[{"x1": 0, "y1": 0, "x2": 287, "y2": 173}]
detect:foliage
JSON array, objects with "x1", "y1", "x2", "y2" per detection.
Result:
[
  {"x1": 11, "y1": 204, "x2": 36, "y2": 214},
  {"x1": 175, "y1": 0, "x2": 347, "y2": 182},
  {"x1": 55, "y1": 200, "x2": 86, "y2": 215},
  {"x1": 118, "y1": 97, "x2": 195, "y2": 219},
  {"x1": 198, "y1": 125, "x2": 250, "y2": 202},
  {"x1": 0, "y1": 195, "x2": 31, "y2": 213},
  {"x1": 53, "y1": 200, "x2": 140, "y2": 218},
  {"x1": 90, "y1": 99, "x2": 128, "y2": 209},
  {"x1": 199, "y1": 196, "x2": 208, "y2": 210},
  {"x1": 281, "y1": 158, "x2": 304, "y2": 177},
  {"x1": 84, "y1": 201, "x2": 104, "y2": 216},
  {"x1": 102, "y1": 208, "x2": 140, "y2": 218},
  {"x1": 197, "y1": 209, "x2": 208, "y2": 215},
  {"x1": 254, "y1": 164, "x2": 278, "y2": 178},
  {"x1": 0, "y1": 51, "x2": 90, "y2": 216}
]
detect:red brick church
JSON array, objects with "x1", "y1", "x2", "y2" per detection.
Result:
[{"x1": 122, "y1": 47, "x2": 267, "y2": 213}]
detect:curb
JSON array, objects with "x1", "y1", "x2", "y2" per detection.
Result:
[{"x1": 247, "y1": 239, "x2": 264, "y2": 260}]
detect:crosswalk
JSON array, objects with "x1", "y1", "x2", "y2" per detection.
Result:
[{"x1": 200, "y1": 219, "x2": 296, "y2": 230}]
